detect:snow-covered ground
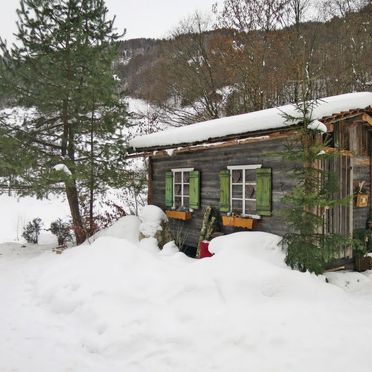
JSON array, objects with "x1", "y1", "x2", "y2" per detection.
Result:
[
  {"x1": 1, "y1": 208, "x2": 372, "y2": 372},
  {"x1": 0, "y1": 194, "x2": 70, "y2": 244}
]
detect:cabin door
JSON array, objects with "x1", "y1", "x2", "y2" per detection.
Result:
[{"x1": 323, "y1": 155, "x2": 352, "y2": 257}]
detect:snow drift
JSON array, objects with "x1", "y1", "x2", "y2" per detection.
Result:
[{"x1": 2, "y1": 212, "x2": 372, "y2": 372}]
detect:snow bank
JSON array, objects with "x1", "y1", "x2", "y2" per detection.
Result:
[
  {"x1": 209, "y1": 231, "x2": 284, "y2": 267},
  {"x1": 28, "y1": 230, "x2": 371, "y2": 372},
  {"x1": 3, "y1": 227, "x2": 372, "y2": 372},
  {"x1": 86, "y1": 215, "x2": 141, "y2": 244},
  {"x1": 130, "y1": 92, "x2": 372, "y2": 149}
]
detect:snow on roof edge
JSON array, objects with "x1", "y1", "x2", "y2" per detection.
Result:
[{"x1": 129, "y1": 92, "x2": 372, "y2": 150}]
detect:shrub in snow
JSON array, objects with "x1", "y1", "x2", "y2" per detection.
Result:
[
  {"x1": 49, "y1": 219, "x2": 72, "y2": 246},
  {"x1": 168, "y1": 219, "x2": 189, "y2": 251},
  {"x1": 22, "y1": 218, "x2": 43, "y2": 244}
]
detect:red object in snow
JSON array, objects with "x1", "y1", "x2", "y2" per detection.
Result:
[{"x1": 199, "y1": 240, "x2": 213, "y2": 258}]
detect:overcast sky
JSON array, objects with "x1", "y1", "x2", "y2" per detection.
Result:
[{"x1": 0, "y1": 0, "x2": 217, "y2": 44}]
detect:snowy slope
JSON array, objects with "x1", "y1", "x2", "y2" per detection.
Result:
[
  {"x1": 0, "y1": 194, "x2": 70, "y2": 244},
  {"x1": 130, "y1": 92, "x2": 372, "y2": 149},
  {"x1": 1, "y1": 215, "x2": 372, "y2": 372}
]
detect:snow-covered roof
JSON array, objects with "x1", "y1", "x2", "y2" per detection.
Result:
[{"x1": 129, "y1": 92, "x2": 372, "y2": 150}]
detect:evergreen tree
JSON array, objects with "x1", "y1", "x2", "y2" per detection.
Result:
[
  {"x1": 22, "y1": 217, "x2": 43, "y2": 244},
  {"x1": 281, "y1": 82, "x2": 352, "y2": 274},
  {"x1": 0, "y1": 0, "x2": 128, "y2": 244}
]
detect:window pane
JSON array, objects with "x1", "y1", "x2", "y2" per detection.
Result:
[
  {"x1": 174, "y1": 196, "x2": 182, "y2": 208},
  {"x1": 175, "y1": 184, "x2": 182, "y2": 196},
  {"x1": 245, "y1": 200, "x2": 256, "y2": 214},
  {"x1": 183, "y1": 172, "x2": 190, "y2": 183},
  {"x1": 183, "y1": 184, "x2": 189, "y2": 197},
  {"x1": 174, "y1": 172, "x2": 181, "y2": 183},
  {"x1": 245, "y1": 184, "x2": 256, "y2": 199},
  {"x1": 245, "y1": 169, "x2": 256, "y2": 182},
  {"x1": 232, "y1": 169, "x2": 242, "y2": 183},
  {"x1": 232, "y1": 199, "x2": 243, "y2": 214},
  {"x1": 183, "y1": 197, "x2": 189, "y2": 208},
  {"x1": 232, "y1": 184, "x2": 243, "y2": 198}
]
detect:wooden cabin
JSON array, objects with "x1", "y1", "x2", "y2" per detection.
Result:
[{"x1": 129, "y1": 92, "x2": 372, "y2": 258}]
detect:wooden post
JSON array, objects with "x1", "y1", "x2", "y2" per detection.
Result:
[
  {"x1": 196, "y1": 206, "x2": 219, "y2": 258},
  {"x1": 147, "y1": 156, "x2": 153, "y2": 205}
]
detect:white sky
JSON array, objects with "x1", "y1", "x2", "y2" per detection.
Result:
[{"x1": 0, "y1": 0, "x2": 217, "y2": 44}]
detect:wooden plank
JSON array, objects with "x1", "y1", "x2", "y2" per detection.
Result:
[
  {"x1": 128, "y1": 131, "x2": 300, "y2": 158},
  {"x1": 323, "y1": 147, "x2": 353, "y2": 157},
  {"x1": 147, "y1": 156, "x2": 153, "y2": 205},
  {"x1": 362, "y1": 113, "x2": 372, "y2": 126}
]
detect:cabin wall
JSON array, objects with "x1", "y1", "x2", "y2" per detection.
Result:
[
  {"x1": 150, "y1": 137, "x2": 299, "y2": 248},
  {"x1": 344, "y1": 123, "x2": 372, "y2": 230},
  {"x1": 352, "y1": 156, "x2": 371, "y2": 230}
]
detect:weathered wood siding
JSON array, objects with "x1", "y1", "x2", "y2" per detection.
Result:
[
  {"x1": 348, "y1": 123, "x2": 371, "y2": 231},
  {"x1": 151, "y1": 137, "x2": 298, "y2": 248},
  {"x1": 352, "y1": 156, "x2": 370, "y2": 230}
]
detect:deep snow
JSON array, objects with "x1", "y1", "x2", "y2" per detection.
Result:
[
  {"x1": 1, "y1": 212, "x2": 372, "y2": 372},
  {"x1": 0, "y1": 194, "x2": 70, "y2": 244}
]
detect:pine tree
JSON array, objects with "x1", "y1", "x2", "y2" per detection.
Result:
[{"x1": 0, "y1": 0, "x2": 128, "y2": 244}]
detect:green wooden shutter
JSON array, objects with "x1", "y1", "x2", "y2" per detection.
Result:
[
  {"x1": 189, "y1": 170, "x2": 200, "y2": 209},
  {"x1": 219, "y1": 170, "x2": 230, "y2": 212},
  {"x1": 256, "y1": 168, "x2": 272, "y2": 216},
  {"x1": 165, "y1": 171, "x2": 173, "y2": 208}
]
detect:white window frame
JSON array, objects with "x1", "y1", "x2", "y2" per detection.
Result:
[
  {"x1": 227, "y1": 164, "x2": 261, "y2": 216},
  {"x1": 171, "y1": 168, "x2": 194, "y2": 209}
]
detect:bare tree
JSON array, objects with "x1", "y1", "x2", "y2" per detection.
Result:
[
  {"x1": 149, "y1": 13, "x2": 231, "y2": 125},
  {"x1": 320, "y1": 0, "x2": 370, "y2": 19},
  {"x1": 214, "y1": 0, "x2": 292, "y2": 32}
]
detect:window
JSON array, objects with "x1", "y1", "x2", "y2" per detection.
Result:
[
  {"x1": 219, "y1": 165, "x2": 272, "y2": 216},
  {"x1": 165, "y1": 168, "x2": 200, "y2": 210},
  {"x1": 228, "y1": 165, "x2": 261, "y2": 216},
  {"x1": 172, "y1": 168, "x2": 193, "y2": 209}
]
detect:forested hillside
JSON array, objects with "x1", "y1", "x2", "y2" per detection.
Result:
[{"x1": 116, "y1": 3, "x2": 372, "y2": 125}]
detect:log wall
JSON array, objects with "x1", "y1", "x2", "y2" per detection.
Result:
[{"x1": 150, "y1": 137, "x2": 299, "y2": 248}]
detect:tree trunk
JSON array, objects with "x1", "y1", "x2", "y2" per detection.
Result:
[
  {"x1": 89, "y1": 99, "x2": 95, "y2": 235},
  {"x1": 65, "y1": 182, "x2": 86, "y2": 245}
]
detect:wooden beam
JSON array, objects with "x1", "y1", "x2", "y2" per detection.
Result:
[
  {"x1": 323, "y1": 147, "x2": 353, "y2": 157},
  {"x1": 128, "y1": 131, "x2": 301, "y2": 159},
  {"x1": 362, "y1": 113, "x2": 372, "y2": 126}
]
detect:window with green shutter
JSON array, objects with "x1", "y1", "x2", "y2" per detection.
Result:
[
  {"x1": 166, "y1": 168, "x2": 195, "y2": 209},
  {"x1": 189, "y1": 170, "x2": 200, "y2": 209},
  {"x1": 220, "y1": 165, "x2": 272, "y2": 217}
]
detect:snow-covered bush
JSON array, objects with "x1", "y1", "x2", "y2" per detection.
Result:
[
  {"x1": 22, "y1": 218, "x2": 43, "y2": 244},
  {"x1": 49, "y1": 218, "x2": 72, "y2": 246}
]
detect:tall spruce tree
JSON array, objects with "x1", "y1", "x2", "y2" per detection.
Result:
[
  {"x1": 281, "y1": 82, "x2": 352, "y2": 274},
  {"x1": 0, "y1": 0, "x2": 127, "y2": 244}
]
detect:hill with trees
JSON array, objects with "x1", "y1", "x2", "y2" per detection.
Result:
[{"x1": 116, "y1": 2, "x2": 372, "y2": 125}]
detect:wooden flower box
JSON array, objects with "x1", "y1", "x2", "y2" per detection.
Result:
[
  {"x1": 222, "y1": 215, "x2": 256, "y2": 230},
  {"x1": 355, "y1": 193, "x2": 368, "y2": 208},
  {"x1": 165, "y1": 210, "x2": 192, "y2": 221}
]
